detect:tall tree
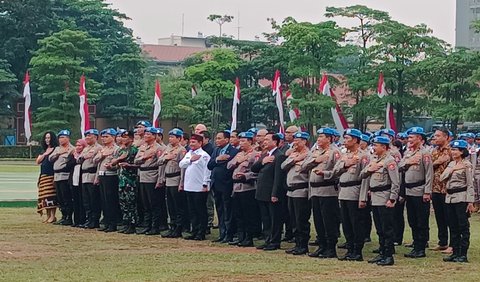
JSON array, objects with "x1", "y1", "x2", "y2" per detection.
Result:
[
  {"x1": 0, "y1": 60, "x2": 19, "y2": 119},
  {"x1": 29, "y1": 29, "x2": 100, "y2": 137},
  {"x1": 207, "y1": 14, "x2": 234, "y2": 37}
]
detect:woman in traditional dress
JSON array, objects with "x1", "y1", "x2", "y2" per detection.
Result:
[{"x1": 36, "y1": 131, "x2": 59, "y2": 223}]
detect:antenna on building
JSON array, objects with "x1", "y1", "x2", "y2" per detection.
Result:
[{"x1": 236, "y1": 11, "x2": 241, "y2": 40}]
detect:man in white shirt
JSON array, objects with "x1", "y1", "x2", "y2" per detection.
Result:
[{"x1": 179, "y1": 134, "x2": 211, "y2": 240}]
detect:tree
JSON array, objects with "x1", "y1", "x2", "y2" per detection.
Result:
[
  {"x1": 0, "y1": 60, "x2": 19, "y2": 118},
  {"x1": 29, "y1": 29, "x2": 100, "y2": 138},
  {"x1": 207, "y1": 14, "x2": 234, "y2": 37}
]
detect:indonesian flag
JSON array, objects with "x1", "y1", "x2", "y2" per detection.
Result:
[
  {"x1": 285, "y1": 90, "x2": 300, "y2": 122},
  {"x1": 191, "y1": 84, "x2": 198, "y2": 98},
  {"x1": 377, "y1": 72, "x2": 397, "y2": 133},
  {"x1": 23, "y1": 71, "x2": 31, "y2": 143},
  {"x1": 78, "y1": 75, "x2": 90, "y2": 138},
  {"x1": 153, "y1": 80, "x2": 162, "y2": 127},
  {"x1": 319, "y1": 73, "x2": 348, "y2": 134},
  {"x1": 272, "y1": 70, "x2": 285, "y2": 133},
  {"x1": 230, "y1": 78, "x2": 240, "y2": 131}
]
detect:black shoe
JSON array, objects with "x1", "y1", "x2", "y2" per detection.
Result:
[
  {"x1": 318, "y1": 250, "x2": 337, "y2": 259},
  {"x1": 136, "y1": 228, "x2": 150, "y2": 235},
  {"x1": 124, "y1": 225, "x2": 136, "y2": 234},
  {"x1": 104, "y1": 226, "x2": 117, "y2": 233},
  {"x1": 337, "y1": 242, "x2": 347, "y2": 249},
  {"x1": 184, "y1": 234, "x2": 196, "y2": 240},
  {"x1": 54, "y1": 218, "x2": 65, "y2": 225},
  {"x1": 376, "y1": 256, "x2": 394, "y2": 266},
  {"x1": 87, "y1": 222, "x2": 100, "y2": 229},
  {"x1": 220, "y1": 237, "x2": 232, "y2": 244},
  {"x1": 238, "y1": 239, "x2": 254, "y2": 247},
  {"x1": 256, "y1": 244, "x2": 267, "y2": 250},
  {"x1": 345, "y1": 254, "x2": 363, "y2": 261},
  {"x1": 308, "y1": 247, "x2": 325, "y2": 258},
  {"x1": 61, "y1": 218, "x2": 73, "y2": 226},
  {"x1": 454, "y1": 256, "x2": 468, "y2": 263},
  {"x1": 368, "y1": 254, "x2": 384, "y2": 264},
  {"x1": 228, "y1": 239, "x2": 241, "y2": 246},
  {"x1": 338, "y1": 252, "x2": 353, "y2": 261},
  {"x1": 404, "y1": 250, "x2": 426, "y2": 258},
  {"x1": 443, "y1": 254, "x2": 458, "y2": 262},
  {"x1": 212, "y1": 237, "x2": 225, "y2": 243},
  {"x1": 372, "y1": 248, "x2": 380, "y2": 254},
  {"x1": 158, "y1": 225, "x2": 169, "y2": 232},
  {"x1": 146, "y1": 228, "x2": 160, "y2": 235},
  {"x1": 97, "y1": 226, "x2": 108, "y2": 232},
  {"x1": 117, "y1": 226, "x2": 127, "y2": 233},
  {"x1": 205, "y1": 228, "x2": 211, "y2": 235},
  {"x1": 292, "y1": 248, "x2": 308, "y2": 255},
  {"x1": 285, "y1": 247, "x2": 298, "y2": 254},
  {"x1": 263, "y1": 244, "x2": 280, "y2": 251},
  {"x1": 162, "y1": 230, "x2": 174, "y2": 238},
  {"x1": 193, "y1": 235, "x2": 205, "y2": 241}
]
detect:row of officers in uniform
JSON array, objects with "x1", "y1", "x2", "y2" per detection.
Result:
[{"x1": 45, "y1": 122, "x2": 476, "y2": 266}]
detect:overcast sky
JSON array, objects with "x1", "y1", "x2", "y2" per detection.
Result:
[{"x1": 107, "y1": 0, "x2": 456, "y2": 44}]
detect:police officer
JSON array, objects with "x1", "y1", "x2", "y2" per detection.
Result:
[
  {"x1": 282, "y1": 131, "x2": 311, "y2": 255},
  {"x1": 133, "y1": 120, "x2": 151, "y2": 147},
  {"x1": 440, "y1": 140, "x2": 476, "y2": 263},
  {"x1": 158, "y1": 128, "x2": 187, "y2": 238},
  {"x1": 49, "y1": 129, "x2": 75, "y2": 225},
  {"x1": 399, "y1": 126, "x2": 433, "y2": 258},
  {"x1": 333, "y1": 128, "x2": 369, "y2": 261},
  {"x1": 78, "y1": 129, "x2": 102, "y2": 229},
  {"x1": 360, "y1": 136, "x2": 399, "y2": 266},
  {"x1": 94, "y1": 128, "x2": 120, "y2": 232},
  {"x1": 302, "y1": 128, "x2": 341, "y2": 259}
]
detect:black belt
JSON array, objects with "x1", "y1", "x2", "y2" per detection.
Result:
[
  {"x1": 165, "y1": 171, "x2": 181, "y2": 178},
  {"x1": 81, "y1": 168, "x2": 97, "y2": 173},
  {"x1": 339, "y1": 180, "x2": 362, "y2": 188},
  {"x1": 287, "y1": 182, "x2": 309, "y2": 191},
  {"x1": 370, "y1": 184, "x2": 391, "y2": 192},
  {"x1": 139, "y1": 167, "x2": 158, "y2": 171},
  {"x1": 404, "y1": 180, "x2": 426, "y2": 189},
  {"x1": 54, "y1": 168, "x2": 70, "y2": 173},
  {"x1": 447, "y1": 187, "x2": 467, "y2": 195},
  {"x1": 310, "y1": 180, "x2": 338, "y2": 188},
  {"x1": 233, "y1": 178, "x2": 255, "y2": 185}
]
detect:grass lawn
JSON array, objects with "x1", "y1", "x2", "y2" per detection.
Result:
[
  {"x1": 0, "y1": 161, "x2": 39, "y2": 201},
  {"x1": 1, "y1": 208, "x2": 479, "y2": 281}
]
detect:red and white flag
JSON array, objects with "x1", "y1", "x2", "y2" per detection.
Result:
[
  {"x1": 78, "y1": 75, "x2": 90, "y2": 138},
  {"x1": 377, "y1": 72, "x2": 397, "y2": 133},
  {"x1": 285, "y1": 90, "x2": 300, "y2": 122},
  {"x1": 153, "y1": 80, "x2": 162, "y2": 127},
  {"x1": 230, "y1": 78, "x2": 241, "y2": 131},
  {"x1": 23, "y1": 71, "x2": 31, "y2": 143},
  {"x1": 319, "y1": 73, "x2": 348, "y2": 134},
  {"x1": 272, "y1": 70, "x2": 285, "y2": 133},
  {"x1": 191, "y1": 84, "x2": 198, "y2": 98}
]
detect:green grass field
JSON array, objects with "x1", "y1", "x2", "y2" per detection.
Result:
[
  {"x1": 0, "y1": 161, "x2": 38, "y2": 201},
  {"x1": 1, "y1": 207, "x2": 479, "y2": 281}
]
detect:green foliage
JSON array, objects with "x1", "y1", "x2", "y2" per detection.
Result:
[{"x1": 0, "y1": 60, "x2": 19, "y2": 116}]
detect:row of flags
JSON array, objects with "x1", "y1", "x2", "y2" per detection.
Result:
[{"x1": 21, "y1": 71, "x2": 396, "y2": 142}]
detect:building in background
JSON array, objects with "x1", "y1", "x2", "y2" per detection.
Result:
[{"x1": 456, "y1": 0, "x2": 480, "y2": 49}]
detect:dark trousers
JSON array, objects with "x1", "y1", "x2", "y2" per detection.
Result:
[
  {"x1": 186, "y1": 191, "x2": 208, "y2": 237},
  {"x1": 364, "y1": 200, "x2": 373, "y2": 240},
  {"x1": 82, "y1": 183, "x2": 101, "y2": 225},
  {"x1": 139, "y1": 182, "x2": 166, "y2": 229},
  {"x1": 432, "y1": 193, "x2": 449, "y2": 246},
  {"x1": 291, "y1": 196, "x2": 311, "y2": 248},
  {"x1": 235, "y1": 190, "x2": 260, "y2": 236},
  {"x1": 259, "y1": 200, "x2": 272, "y2": 243},
  {"x1": 166, "y1": 186, "x2": 188, "y2": 232},
  {"x1": 207, "y1": 190, "x2": 215, "y2": 227},
  {"x1": 406, "y1": 195, "x2": 430, "y2": 251},
  {"x1": 311, "y1": 196, "x2": 340, "y2": 248},
  {"x1": 340, "y1": 200, "x2": 367, "y2": 252},
  {"x1": 55, "y1": 180, "x2": 73, "y2": 218},
  {"x1": 71, "y1": 184, "x2": 85, "y2": 225},
  {"x1": 213, "y1": 186, "x2": 234, "y2": 239},
  {"x1": 286, "y1": 196, "x2": 296, "y2": 238},
  {"x1": 99, "y1": 175, "x2": 120, "y2": 228},
  {"x1": 372, "y1": 205, "x2": 395, "y2": 257},
  {"x1": 393, "y1": 200, "x2": 405, "y2": 244},
  {"x1": 446, "y1": 202, "x2": 470, "y2": 257}
]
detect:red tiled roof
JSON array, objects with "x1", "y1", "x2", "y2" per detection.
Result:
[{"x1": 141, "y1": 44, "x2": 207, "y2": 63}]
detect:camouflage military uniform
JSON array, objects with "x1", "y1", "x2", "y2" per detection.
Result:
[{"x1": 119, "y1": 145, "x2": 139, "y2": 225}]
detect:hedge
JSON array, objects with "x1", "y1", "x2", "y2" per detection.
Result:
[{"x1": 0, "y1": 146, "x2": 43, "y2": 159}]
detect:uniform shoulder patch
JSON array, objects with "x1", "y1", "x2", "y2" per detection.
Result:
[
  {"x1": 334, "y1": 151, "x2": 341, "y2": 160},
  {"x1": 423, "y1": 154, "x2": 431, "y2": 163},
  {"x1": 361, "y1": 156, "x2": 369, "y2": 164},
  {"x1": 388, "y1": 162, "x2": 397, "y2": 171}
]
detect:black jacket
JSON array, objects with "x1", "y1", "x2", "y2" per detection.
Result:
[
  {"x1": 207, "y1": 144, "x2": 238, "y2": 192},
  {"x1": 252, "y1": 148, "x2": 283, "y2": 202}
]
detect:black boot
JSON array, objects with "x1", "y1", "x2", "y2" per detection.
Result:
[
  {"x1": 405, "y1": 248, "x2": 426, "y2": 258},
  {"x1": 136, "y1": 227, "x2": 151, "y2": 235},
  {"x1": 368, "y1": 254, "x2": 384, "y2": 264},
  {"x1": 146, "y1": 227, "x2": 160, "y2": 235},
  {"x1": 54, "y1": 214, "x2": 66, "y2": 225},
  {"x1": 318, "y1": 244, "x2": 337, "y2": 259},
  {"x1": 123, "y1": 224, "x2": 136, "y2": 234},
  {"x1": 117, "y1": 225, "x2": 128, "y2": 233},
  {"x1": 345, "y1": 244, "x2": 363, "y2": 261},
  {"x1": 376, "y1": 256, "x2": 394, "y2": 266},
  {"x1": 308, "y1": 245, "x2": 326, "y2": 258},
  {"x1": 454, "y1": 247, "x2": 468, "y2": 263},
  {"x1": 238, "y1": 234, "x2": 254, "y2": 247},
  {"x1": 338, "y1": 244, "x2": 354, "y2": 261},
  {"x1": 61, "y1": 215, "x2": 73, "y2": 226},
  {"x1": 104, "y1": 225, "x2": 117, "y2": 232}
]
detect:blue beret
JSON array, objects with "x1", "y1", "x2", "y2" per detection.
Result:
[
  {"x1": 276, "y1": 133, "x2": 285, "y2": 140},
  {"x1": 361, "y1": 134, "x2": 370, "y2": 143},
  {"x1": 344, "y1": 128, "x2": 362, "y2": 139},
  {"x1": 116, "y1": 129, "x2": 127, "y2": 136},
  {"x1": 169, "y1": 128, "x2": 184, "y2": 137},
  {"x1": 100, "y1": 128, "x2": 117, "y2": 136},
  {"x1": 294, "y1": 131, "x2": 310, "y2": 140},
  {"x1": 85, "y1": 129, "x2": 98, "y2": 136},
  {"x1": 372, "y1": 136, "x2": 390, "y2": 145},
  {"x1": 464, "y1": 132, "x2": 475, "y2": 139},
  {"x1": 331, "y1": 128, "x2": 340, "y2": 137},
  {"x1": 247, "y1": 128, "x2": 259, "y2": 135},
  {"x1": 145, "y1": 127, "x2": 161, "y2": 134},
  {"x1": 238, "y1": 132, "x2": 255, "y2": 139},
  {"x1": 58, "y1": 129, "x2": 71, "y2": 137},
  {"x1": 396, "y1": 132, "x2": 407, "y2": 139},
  {"x1": 381, "y1": 129, "x2": 396, "y2": 137},
  {"x1": 476, "y1": 133, "x2": 480, "y2": 139},
  {"x1": 316, "y1": 128, "x2": 336, "y2": 136},
  {"x1": 406, "y1": 126, "x2": 425, "y2": 136},
  {"x1": 156, "y1": 128, "x2": 164, "y2": 135},
  {"x1": 136, "y1": 120, "x2": 152, "y2": 127},
  {"x1": 450, "y1": 140, "x2": 468, "y2": 149}
]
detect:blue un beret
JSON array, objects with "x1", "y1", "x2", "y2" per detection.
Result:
[
  {"x1": 85, "y1": 129, "x2": 99, "y2": 136},
  {"x1": 316, "y1": 128, "x2": 336, "y2": 136},
  {"x1": 361, "y1": 134, "x2": 371, "y2": 143},
  {"x1": 476, "y1": 133, "x2": 480, "y2": 139},
  {"x1": 406, "y1": 126, "x2": 425, "y2": 136},
  {"x1": 381, "y1": 129, "x2": 396, "y2": 137},
  {"x1": 247, "y1": 128, "x2": 259, "y2": 135},
  {"x1": 344, "y1": 128, "x2": 362, "y2": 139},
  {"x1": 136, "y1": 120, "x2": 152, "y2": 127},
  {"x1": 100, "y1": 128, "x2": 117, "y2": 136},
  {"x1": 276, "y1": 133, "x2": 285, "y2": 140},
  {"x1": 294, "y1": 131, "x2": 310, "y2": 140},
  {"x1": 116, "y1": 129, "x2": 127, "y2": 136},
  {"x1": 464, "y1": 132, "x2": 475, "y2": 139},
  {"x1": 58, "y1": 129, "x2": 71, "y2": 137},
  {"x1": 169, "y1": 128, "x2": 184, "y2": 137},
  {"x1": 145, "y1": 127, "x2": 161, "y2": 134},
  {"x1": 450, "y1": 140, "x2": 468, "y2": 149},
  {"x1": 239, "y1": 132, "x2": 255, "y2": 139},
  {"x1": 372, "y1": 136, "x2": 390, "y2": 145}
]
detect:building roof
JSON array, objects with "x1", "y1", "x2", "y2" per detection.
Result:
[{"x1": 142, "y1": 44, "x2": 207, "y2": 63}]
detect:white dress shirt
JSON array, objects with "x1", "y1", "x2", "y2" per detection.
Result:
[{"x1": 179, "y1": 147, "x2": 211, "y2": 192}]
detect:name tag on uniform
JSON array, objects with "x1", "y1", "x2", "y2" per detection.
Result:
[{"x1": 98, "y1": 171, "x2": 106, "y2": 176}]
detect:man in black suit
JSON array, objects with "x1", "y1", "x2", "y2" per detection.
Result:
[
  {"x1": 207, "y1": 130, "x2": 239, "y2": 243},
  {"x1": 252, "y1": 132, "x2": 284, "y2": 250}
]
